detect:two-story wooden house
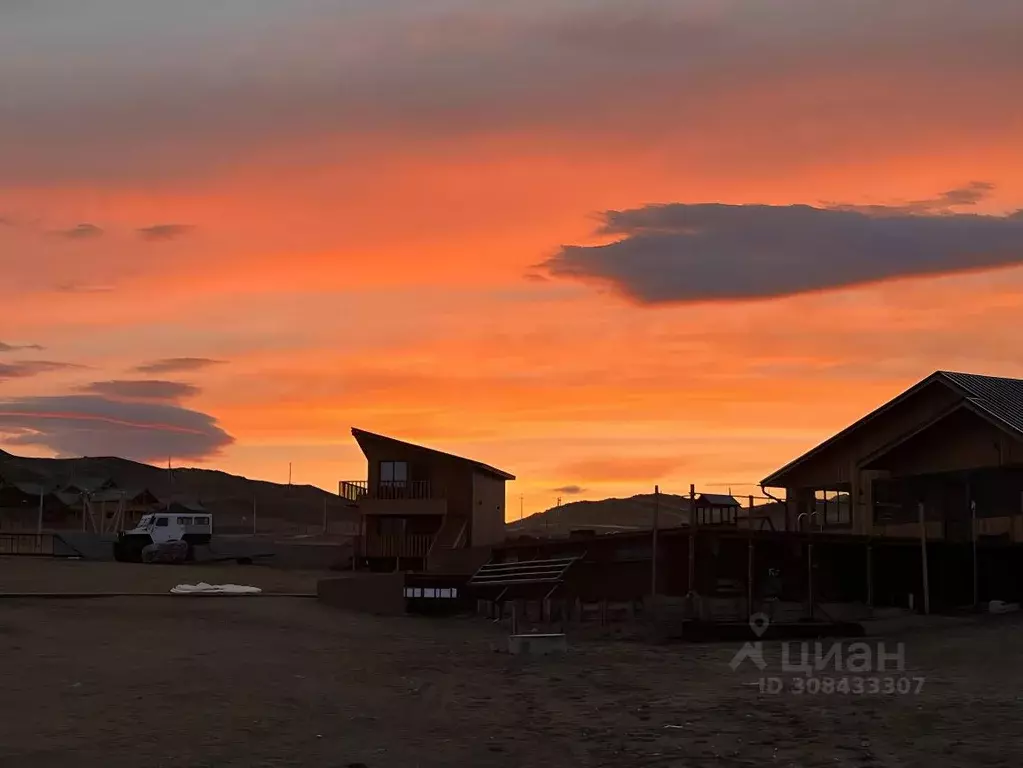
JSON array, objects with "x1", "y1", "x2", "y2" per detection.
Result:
[{"x1": 340, "y1": 428, "x2": 514, "y2": 571}]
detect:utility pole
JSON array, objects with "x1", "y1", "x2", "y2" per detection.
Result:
[
  {"x1": 252, "y1": 496, "x2": 257, "y2": 535},
  {"x1": 37, "y1": 485, "x2": 44, "y2": 536},
  {"x1": 651, "y1": 485, "x2": 660, "y2": 599},
  {"x1": 520, "y1": 493, "x2": 524, "y2": 521}
]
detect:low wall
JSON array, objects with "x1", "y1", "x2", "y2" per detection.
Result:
[
  {"x1": 427, "y1": 545, "x2": 492, "y2": 574},
  {"x1": 54, "y1": 532, "x2": 116, "y2": 560},
  {"x1": 317, "y1": 573, "x2": 406, "y2": 615}
]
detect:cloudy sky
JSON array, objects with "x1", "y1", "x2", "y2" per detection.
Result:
[{"x1": 2, "y1": 0, "x2": 1022, "y2": 510}]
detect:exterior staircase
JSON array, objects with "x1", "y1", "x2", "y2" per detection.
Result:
[{"x1": 427, "y1": 516, "x2": 483, "y2": 573}]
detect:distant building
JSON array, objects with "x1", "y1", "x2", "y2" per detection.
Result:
[
  {"x1": 693, "y1": 493, "x2": 741, "y2": 526},
  {"x1": 340, "y1": 428, "x2": 514, "y2": 572}
]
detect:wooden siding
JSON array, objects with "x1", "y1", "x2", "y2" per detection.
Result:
[
  {"x1": 771, "y1": 379, "x2": 962, "y2": 489},
  {"x1": 471, "y1": 471, "x2": 507, "y2": 546}
]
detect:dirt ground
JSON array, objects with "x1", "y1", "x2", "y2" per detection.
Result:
[
  {"x1": 3, "y1": 561, "x2": 1023, "y2": 767},
  {"x1": 0, "y1": 557, "x2": 329, "y2": 594}
]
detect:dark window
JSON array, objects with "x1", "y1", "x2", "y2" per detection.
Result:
[
  {"x1": 155, "y1": 517, "x2": 168, "y2": 527},
  {"x1": 380, "y1": 461, "x2": 408, "y2": 485}
]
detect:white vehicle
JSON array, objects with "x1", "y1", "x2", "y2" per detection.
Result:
[{"x1": 113, "y1": 511, "x2": 213, "y2": 562}]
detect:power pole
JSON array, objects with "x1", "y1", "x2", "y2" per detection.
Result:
[{"x1": 520, "y1": 494, "x2": 524, "y2": 521}]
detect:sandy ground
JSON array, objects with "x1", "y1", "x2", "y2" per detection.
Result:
[
  {"x1": 0, "y1": 557, "x2": 329, "y2": 594},
  {"x1": 2, "y1": 561, "x2": 1023, "y2": 767}
]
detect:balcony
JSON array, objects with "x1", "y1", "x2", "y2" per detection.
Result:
[
  {"x1": 361, "y1": 532, "x2": 434, "y2": 559},
  {"x1": 340, "y1": 479, "x2": 446, "y2": 516}
]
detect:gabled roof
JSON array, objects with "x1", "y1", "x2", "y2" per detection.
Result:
[
  {"x1": 351, "y1": 428, "x2": 515, "y2": 481},
  {"x1": 762, "y1": 370, "x2": 1023, "y2": 487},
  {"x1": 940, "y1": 371, "x2": 1023, "y2": 436},
  {"x1": 696, "y1": 493, "x2": 741, "y2": 507}
]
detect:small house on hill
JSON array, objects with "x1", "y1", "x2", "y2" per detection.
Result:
[
  {"x1": 693, "y1": 493, "x2": 741, "y2": 526},
  {"x1": 340, "y1": 428, "x2": 514, "y2": 572}
]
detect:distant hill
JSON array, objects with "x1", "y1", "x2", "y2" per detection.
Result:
[
  {"x1": 506, "y1": 493, "x2": 849, "y2": 537},
  {"x1": 506, "y1": 492, "x2": 693, "y2": 537},
  {"x1": 0, "y1": 449, "x2": 356, "y2": 532}
]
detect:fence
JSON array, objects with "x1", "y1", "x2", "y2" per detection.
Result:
[{"x1": 0, "y1": 533, "x2": 54, "y2": 556}]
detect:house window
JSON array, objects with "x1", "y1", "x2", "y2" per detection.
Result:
[{"x1": 380, "y1": 461, "x2": 408, "y2": 485}]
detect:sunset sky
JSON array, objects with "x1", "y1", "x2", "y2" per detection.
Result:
[{"x1": 2, "y1": 0, "x2": 1023, "y2": 516}]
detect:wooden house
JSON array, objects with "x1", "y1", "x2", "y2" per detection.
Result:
[{"x1": 340, "y1": 428, "x2": 514, "y2": 572}]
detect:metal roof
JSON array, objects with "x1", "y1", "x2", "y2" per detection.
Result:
[
  {"x1": 762, "y1": 370, "x2": 1023, "y2": 487},
  {"x1": 351, "y1": 428, "x2": 516, "y2": 480},
  {"x1": 938, "y1": 371, "x2": 1023, "y2": 437},
  {"x1": 696, "y1": 493, "x2": 741, "y2": 507}
]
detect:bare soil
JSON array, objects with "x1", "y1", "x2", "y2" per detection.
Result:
[
  {"x1": 2, "y1": 559, "x2": 1023, "y2": 767},
  {"x1": 0, "y1": 557, "x2": 328, "y2": 594}
]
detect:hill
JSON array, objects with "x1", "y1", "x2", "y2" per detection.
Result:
[
  {"x1": 0, "y1": 449, "x2": 356, "y2": 533},
  {"x1": 507, "y1": 494, "x2": 849, "y2": 537},
  {"x1": 505, "y1": 492, "x2": 694, "y2": 537}
]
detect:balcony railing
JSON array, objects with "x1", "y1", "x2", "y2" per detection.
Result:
[
  {"x1": 340, "y1": 480, "x2": 369, "y2": 502},
  {"x1": 362, "y1": 532, "x2": 433, "y2": 558},
  {"x1": 340, "y1": 480, "x2": 433, "y2": 502}
]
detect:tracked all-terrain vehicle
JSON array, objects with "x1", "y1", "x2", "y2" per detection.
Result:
[{"x1": 113, "y1": 512, "x2": 213, "y2": 562}]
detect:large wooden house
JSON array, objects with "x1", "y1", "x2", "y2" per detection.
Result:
[{"x1": 340, "y1": 428, "x2": 514, "y2": 572}]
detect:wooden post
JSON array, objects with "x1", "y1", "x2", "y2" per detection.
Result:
[
  {"x1": 971, "y1": 497, "x2": 978, "y2": 608},
  {"x1": 747, "y1": 495, "x2": 754, "y2": 620},
  {"x1": 37, "y1": 486, "x2": 44, "y2": 536},
  {"x1": 807, "y1": 541, "x2": 814, "y2": 620},
  {"x1": 918, "y1": 501, "x2": 930, "y2": 615},
  {"x1": 688, "y1": 483, "x2": 697, "y2": 594},
  {"x1": 866, "y1": 543, "x2": 874, "y2": 614},
  {"x1": 651, "y1": 485, "x2": 659, "y2": 600}
]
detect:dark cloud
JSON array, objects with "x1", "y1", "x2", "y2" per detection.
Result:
[
  {"x1": 0, "y1": 361, "x2": 80, "y2": 382},
  {"x1": 0, "y1": 342, "x2": 44, "y2": 353},
  {"x1": 54, "y1": 223, "x2": 103, "y2": 239},
  {"x1": 54, "y1": 281, "x2": 116, "y2": 294},
  {"x1": 134, "y1": 357, "x2": 225, "y2": 374},
  {"x1": 540, "y1": 197, "x2": 1023, "y2": 303},
  {"x1": 78, "y1": 380, "x2": 200, "y2": 402},
  {"x1": 1, "y1": 1, "x2": 1020, "y2": 183},
  {"x1": 825, "y1": 182, "x2": 997, "y2": 217},
  {"x1": 0, "y1": 395, "x2": 233, "y2": 462},
  {"x1": 553, "y1": 485, "x2": 587, "y2": 495},
  {"x1": 138, "y1": 224, "x2": 193, "y2": 241}
]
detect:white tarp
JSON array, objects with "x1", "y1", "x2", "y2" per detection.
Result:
[{"x1": 170, "y1": 582, "x2": 262, "y2": 595}]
